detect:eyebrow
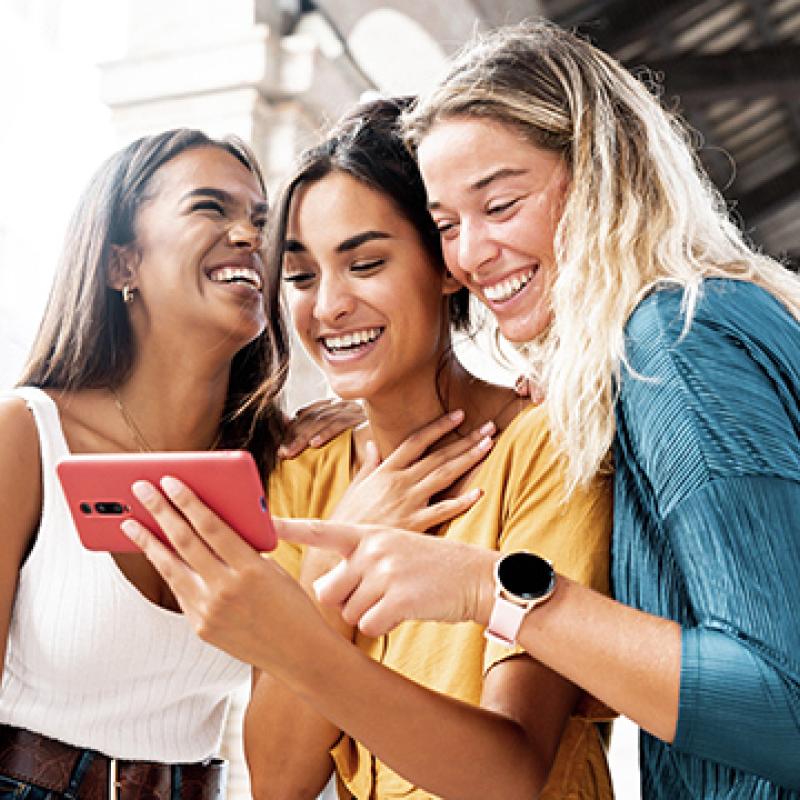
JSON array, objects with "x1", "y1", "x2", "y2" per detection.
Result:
[
  {"x1": 283, "y1": 230, "x2": 391, "y2": 255},
  {"x1": 182, "y1": 187, "x2": 268, "y2": 215},
  {"x1": 427, "y1": 168, "x2": 528, "y2": 210}
]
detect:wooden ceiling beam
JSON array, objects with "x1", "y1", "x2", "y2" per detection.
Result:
[
  {"x1": 731, "y1": 163, "x2": 800, "y2": 222},
  {"x1": 645, "y1": 46, "x2": 800, "y2": 103},
  {"x1": 571, "y1": 0, "x2": 699, "y2": 52}
]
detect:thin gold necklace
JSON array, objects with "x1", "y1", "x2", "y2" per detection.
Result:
[
  {"x1": 110, "y1": 388, "x2": 223, "y2": 453},
  {"x1": 111, "y1": 388, "x2": 154, "y2": 452}
]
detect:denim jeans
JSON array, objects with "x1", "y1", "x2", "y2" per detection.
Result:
[{"x1": 0, "y1": 749, "x2": 96, "y2": 799}]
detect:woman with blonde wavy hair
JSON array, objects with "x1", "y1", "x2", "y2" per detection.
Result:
[
  {"x1": 266, "y1": 18, "x2": 800, "y2": 798},
  {"x1": 120, "y1": 19, "x2": 799, "y2": 798}
]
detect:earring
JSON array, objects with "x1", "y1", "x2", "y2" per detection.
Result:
[{"x1": 122, "y1": 284, "x2": 135, "y2": 304}]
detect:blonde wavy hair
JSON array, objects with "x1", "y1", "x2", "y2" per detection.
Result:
[{"x1": 404, "y1": 19, "x2": 800, "y2": 491}]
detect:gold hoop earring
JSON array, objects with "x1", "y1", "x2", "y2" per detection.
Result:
[{"x1": 122, "y1": 285, "x2": 135, "y2": 304}]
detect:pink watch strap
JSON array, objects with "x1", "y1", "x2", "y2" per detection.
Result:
[{"x1": 484, "y1": 596, "x2": 527, "y2": 646}]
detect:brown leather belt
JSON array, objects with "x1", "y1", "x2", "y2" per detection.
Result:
[{"x1": 0, "y1": 724, "x2": 227, "y2": 800}]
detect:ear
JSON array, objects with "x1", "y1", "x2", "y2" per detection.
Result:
[
  {"x1": 441, "y1": 269, "x2": 463, "y2": 297},
  {"x1": 107, "y1": 244, "x2": 139, "y2": 291}
]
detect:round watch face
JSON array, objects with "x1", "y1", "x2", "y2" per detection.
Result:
[{"x1": 498, "y1": 552, "x2": 554, "y2": 600}]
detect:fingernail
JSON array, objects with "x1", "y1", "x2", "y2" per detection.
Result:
[
  {"x1": 477, "y1": 436, "x2": 493, "y2": 451},
  {"x1": 131, "y1": 480, "x2": 155, "y2": 502},
  {"x1": 449, "y1": 409, "x2": 464, "y2": 422},
  {"x1": 309, "y1": 435, "x2": 322, "y2": 447},
  {"x1": 467, "y1": 488, "x2": 483, "y2": 501},
  {"x1": 277, "y1": 445, "x2": 289, "y2": 458},
  {"x1": 160, "y1": 475, "x2": 184, "y2": 498},
  {"x1": 120, "y1": 519, "x2": 142, "y2": 542},
  {"x1": 478, "y1": 421, "x2": 495, "y2": 437}
]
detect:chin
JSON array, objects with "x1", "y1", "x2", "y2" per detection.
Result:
[
  {"x1": 321, "y1": 377, "x2": 363, "y2": 402},
  {"x1": 498, "y1": 323, "x2": 536, "y2": 345},
  {"x1": 499, "y1": 311, "x2": 551, "y2": 345}
]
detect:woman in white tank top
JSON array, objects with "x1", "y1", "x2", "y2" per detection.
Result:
[
  {"x1": 0, "y1": 129, "x2": 292, "y2": 800},
  {"x1": 0, "y1": 120, "x2": 494, "y2": 800}
]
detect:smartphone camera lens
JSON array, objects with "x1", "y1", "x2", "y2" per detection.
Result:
[
  {"x1": 79, "y1": 502, "x2": 92, "y2": 514},
  {"x1": 259, "y1": 496, "x2": 267, "y2": 512},
  {"x1": 94, "y1": 501, "x2": 125, "y2": 515}
]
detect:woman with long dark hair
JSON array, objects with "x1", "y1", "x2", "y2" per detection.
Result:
[
  {"x1": 0, "y1": 129, "x2": 287, "y2": 799},
  {"x1": 121, "y1": 99, "x2": 614, "y2": 800}
]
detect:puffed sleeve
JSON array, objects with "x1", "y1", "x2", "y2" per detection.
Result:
[
  {"x1": 266, "y1": 451, "x2": 316, "y2": 579},
  {"x1": 618, "y1": 280, "x2": 800, "y2": 788},
  {"x1": 483, "y1": 407, "x2": 613, "y2": 673}
]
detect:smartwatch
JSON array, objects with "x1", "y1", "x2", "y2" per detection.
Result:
[{"x1": 484, "y1": 551, "x2": 556, "y2": 647}]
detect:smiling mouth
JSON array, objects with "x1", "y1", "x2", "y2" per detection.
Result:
[
  {"x1": 321, "y1": 327, "x2": 384, "y2": 354},
  {"x1": 483, "y1": 267, "x2": 536, "y2": 303},
  {"x1": 207, "y1": 265, "x2": 263, "y2": 292}
]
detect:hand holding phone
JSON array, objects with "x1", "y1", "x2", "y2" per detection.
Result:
[{"x1": 56, "y1": 450, "x2": 276, "y2": 553}]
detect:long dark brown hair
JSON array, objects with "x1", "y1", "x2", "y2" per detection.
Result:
[
  {"x1": 20, "y1": 128, "x2": 288, "y2": 474},
  {"x1": 268, "y1": 96, "x2": 472, "y2": 332}
]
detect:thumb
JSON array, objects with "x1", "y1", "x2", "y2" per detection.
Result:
[{"x1": 273, "y1": 517, "x2": 368, "y2": 556}]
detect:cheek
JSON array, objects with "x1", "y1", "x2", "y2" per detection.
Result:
[
  {"x1": 286, "y1": 293, "x2": 315, "y2": 342},
  {"x1": 440, "y1": 239, "x2": 470, "y2": 283}
]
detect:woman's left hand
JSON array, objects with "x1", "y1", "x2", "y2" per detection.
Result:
[
  {"x1": 121, "y1": 477, "x2": 323, "y2": 672},
  {"x1": 280, "y1": 399, "x2": 365, "y2": 459}
]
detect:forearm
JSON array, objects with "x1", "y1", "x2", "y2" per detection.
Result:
[
  {"x1": 271, "y1": 631, "x2": 550, "y2": 800},
  {"x1": 244, "y1": 670, "x2": 337, "y2": 800},
  {"x1": 501, "y1": 577, "x2": 681, "y2": 743},
  {"x1": 245, "y1": 556, "x2": 351, "y2": 800}
]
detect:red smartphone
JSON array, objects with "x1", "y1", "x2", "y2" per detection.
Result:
[{"x1": 55, "y1": 450, "x2": 276, "y2": 553}]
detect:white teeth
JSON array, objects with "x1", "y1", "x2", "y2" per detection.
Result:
[
  {"x1": 484, "y1": 269, "x2": 535, "y2": 302},
  {"x1": 323, "y1": 327, "x2": 382, "y2": 352},
  {"x1": 209, "y1": 266, "x2": 262, "y2": 291}
]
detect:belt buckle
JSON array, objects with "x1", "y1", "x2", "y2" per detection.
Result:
[{"x1": 108, "y1": 757, "x2": 120, "y2": 800}]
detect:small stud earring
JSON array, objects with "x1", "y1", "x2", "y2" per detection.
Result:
[{"x1": 122, "y1": 285, "x2": 135, "y2": 304}]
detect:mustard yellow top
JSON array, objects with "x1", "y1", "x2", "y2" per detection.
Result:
[{"x1": 269, "y1": 404, "x2": 615, "y2": 799}]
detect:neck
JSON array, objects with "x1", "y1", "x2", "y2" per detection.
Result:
[
  {"x1": 360, "y1": 353, "x2": 481, "y2": 459},
  {"x1": 114, "y1": 347, "x2": 232, "y2": 451}
]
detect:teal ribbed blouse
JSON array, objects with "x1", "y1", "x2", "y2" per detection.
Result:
[{"x1": 613, "y1": 279, "x2": 800, "y2": 797}]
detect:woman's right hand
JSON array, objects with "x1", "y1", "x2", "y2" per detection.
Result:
[
  {"x1": 331, "y1": 409, "x2": 495, "y2": 531},
  {"x1": 274, "y1": 518, "x2": 499, "y2": 637}
]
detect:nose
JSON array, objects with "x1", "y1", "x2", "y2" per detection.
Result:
[
  {"x1": 456, "y1": 217, "x2": 497, "y2": 276},
  {"x1": 227, "y1": 219, "x2": 263, "y2": 251},
  {"x1": 314, "y1": 270, "x2": 355, "y2": 325}
]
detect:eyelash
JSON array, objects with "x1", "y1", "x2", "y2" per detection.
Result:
[
  {"x1": 282, "y1": 258, "x2": 385, "y2": 287},
  {"x1": 487, "y1": 198, "x2": 519, "y2": 215},
  {"x1": 193, "y1": 201, "x2": 267, "y2": 232},
  {"x1": 434, "y1": 198, "x2": 520, "y2": 238},
  {"x1": 282, "y1": 272, "x2": 314, "y2": 285},
  {"x1": 193, "y1": 200, "x2": 225, "y2": 215},
  {"x1": 351, "y1": 259, "x2": 384, "y2": 272}
]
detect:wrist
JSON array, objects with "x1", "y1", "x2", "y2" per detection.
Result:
[
  {"x1": 483, "y1": 551, "x2": 556, "y2": 647},
  {"x1": 473, "y1": 549, "x2": 502, "y2": 627}
]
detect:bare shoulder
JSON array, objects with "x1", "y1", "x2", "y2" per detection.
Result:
[
  {"x1": 0, "y1": 395, "x2": 40, "y2": 461},
  {"x1": 0, "y1": 395, "x2": 42, "y2": 559}
]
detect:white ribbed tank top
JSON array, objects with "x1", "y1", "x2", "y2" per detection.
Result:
[{"x1": 0, "y1": 387, "x2": 250, "y2": 762}]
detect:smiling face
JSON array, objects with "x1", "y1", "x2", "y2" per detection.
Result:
[
  {"x1": 416, "y1": 117, "x2": 570, "y2": 344},
  {"x1": 282, "y1": 170, "x2": 455, "y2": 402},
  {"x1": 118, "y1": 145, "x2": 268, "y2": 351}
]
